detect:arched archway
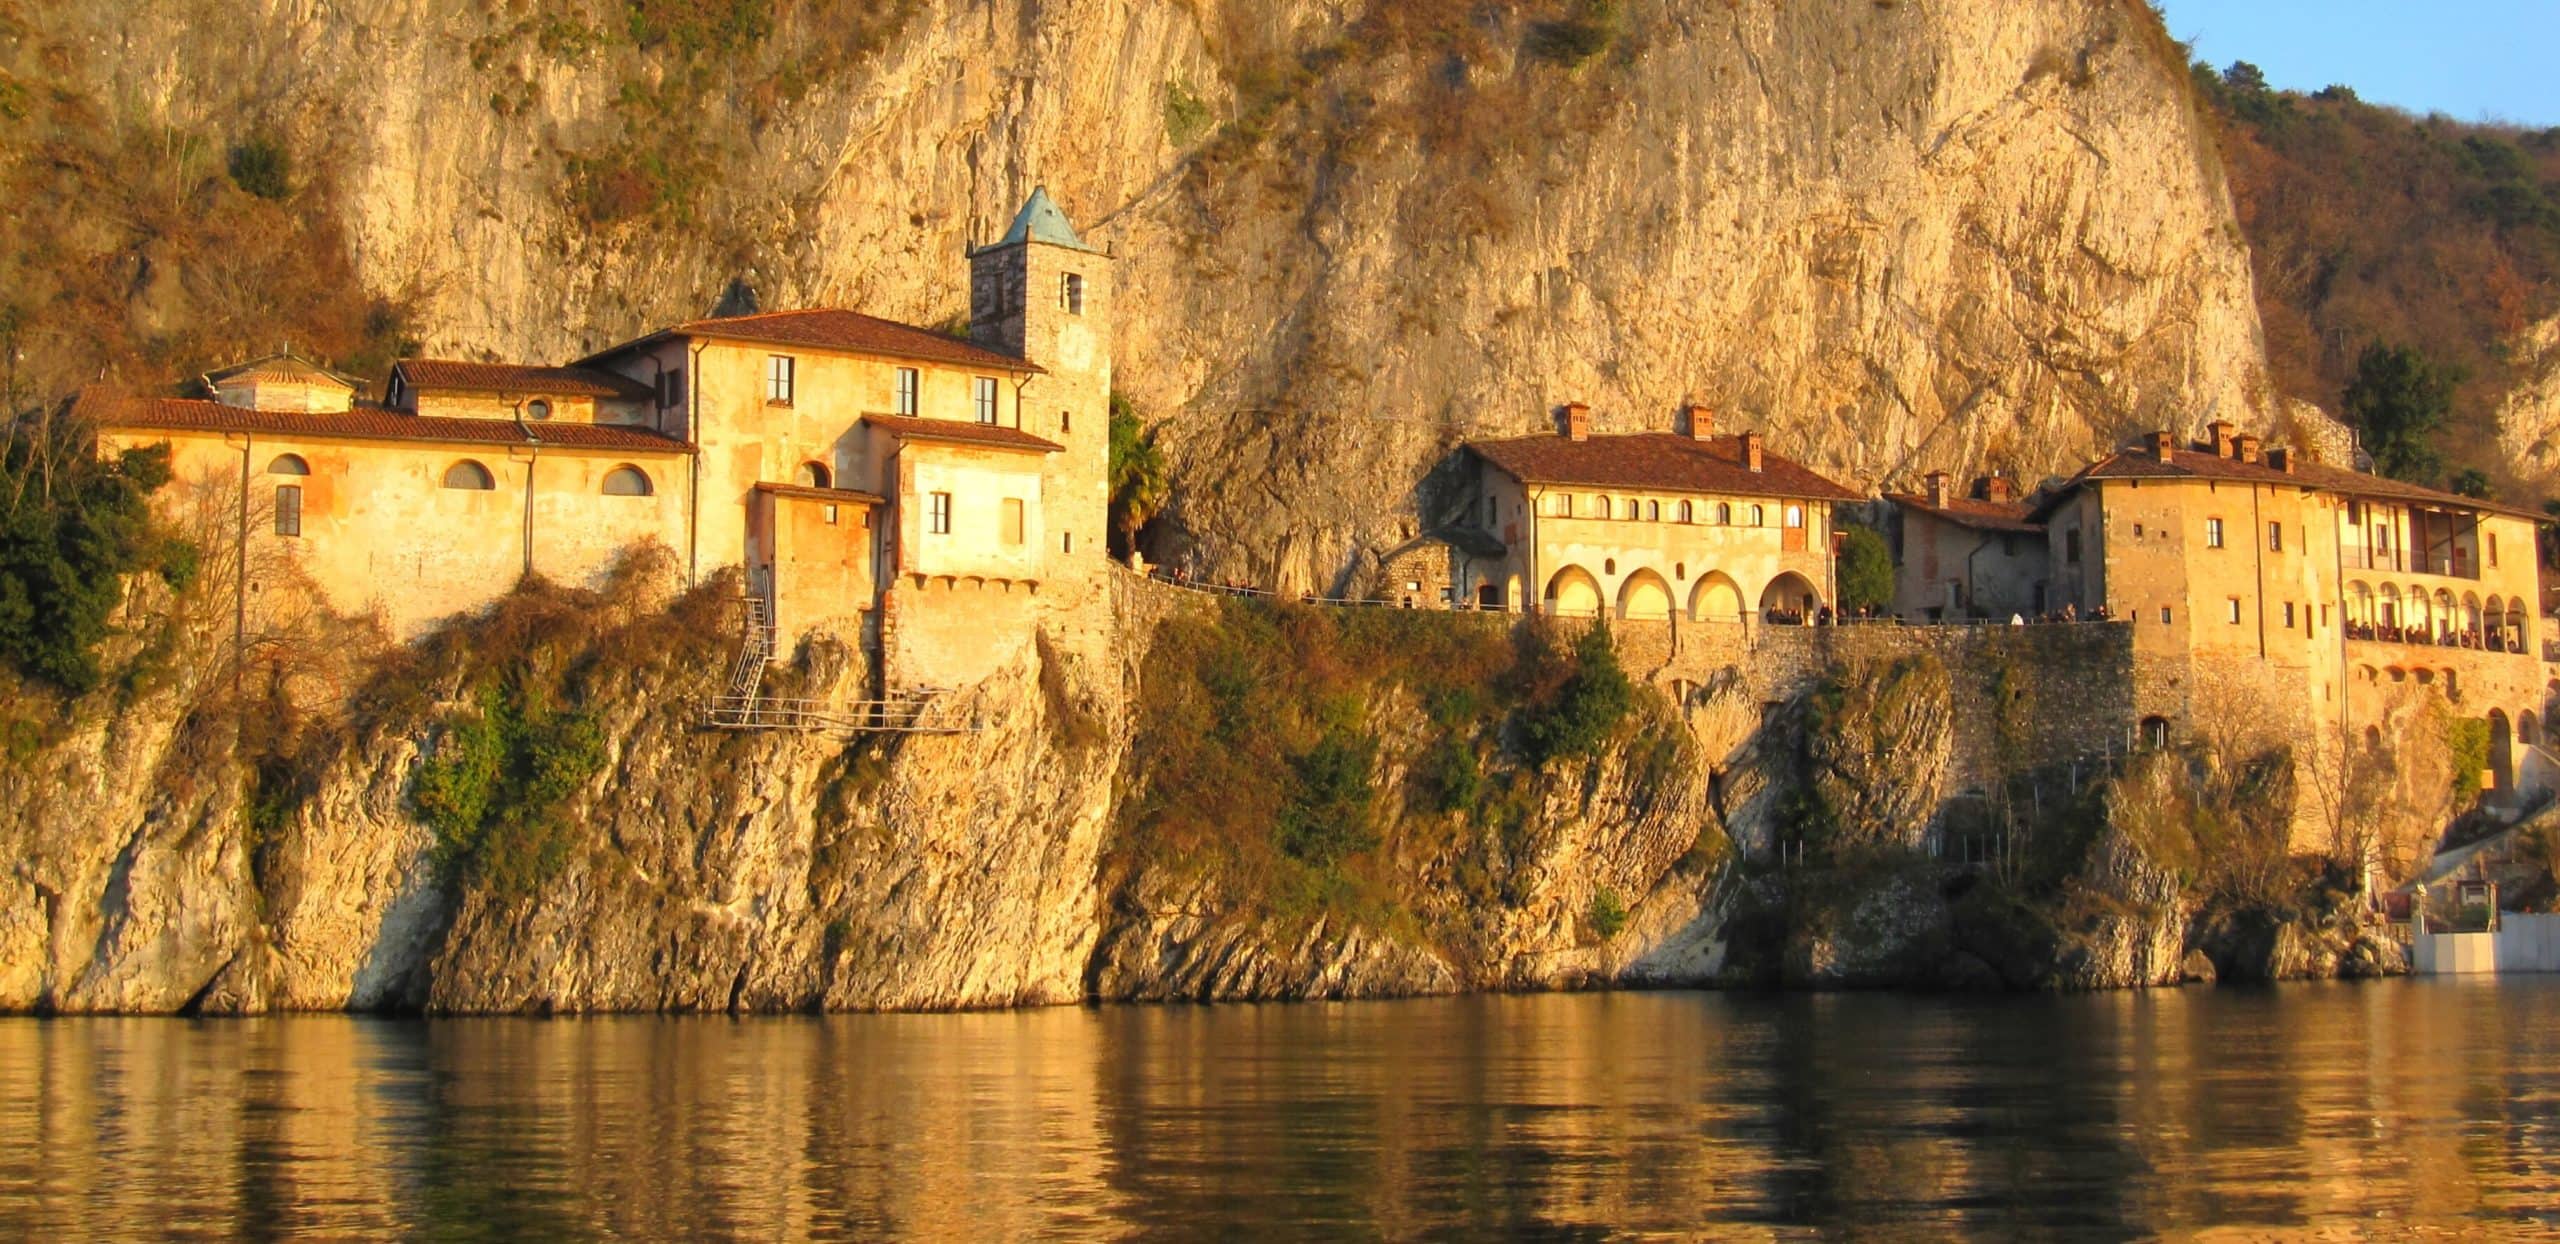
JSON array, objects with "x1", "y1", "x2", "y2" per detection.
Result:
[
  {"x1": 1689, "y1": 571, "x2": 1744, "y2": 623},
  {"x1": 1616, "y1": 569, "x2": 1674, "y2": 621},
  {"x1": 1544, "y1": 565, "x2": 1603, "y2": 617},
  {"x1": 2489, "y1": 709, "x2": 2515, "y2": 794},
  {"x1": 2464, "y1": 593, "x2": 2484, "y2": 644},
  {"x1": 2406, "y1": 586, "x2": 2431, "y2": 636},
  {"x1": 2507, "y1": 603, "x2": 2527, "y2": 653},
  {"x1": 2522, "y1": 710, "x2": 2540, "y2": 748},
  {"x1": 797, "y1": 460, "x2": 832, "y2": 489},
  {"x1": 2346, "y1": 581, "x2": 2374, "y2": 626},
  {"x1": 2140, "y1": 716, "x2": 2170, "y2": 750},
  {"x1": 1759, "y1": 572, "x2": 1819, "y2": 620}
]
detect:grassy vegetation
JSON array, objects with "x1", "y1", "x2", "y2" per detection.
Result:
[
  {"x1": 2446, "y1": 714, "x2": 2492, "y2": 807},
  {"x1": 1117, "y1": 599, "x2": 1670, "y2": 937}
]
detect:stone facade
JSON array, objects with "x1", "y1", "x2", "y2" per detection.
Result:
[
  {"x1": 93, "y1": 192, "x2": 1116, "y2": 696},
  {"x1": 1454, "y1": 406, "x2": 1861, "y2": 623}
]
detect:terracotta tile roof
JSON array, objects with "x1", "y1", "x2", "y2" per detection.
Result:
[
  {"x1": 2044, "y1": 444, "x2": 2546, "y2": 521},
  {"x1": 1468, "y1": 431, "x2": 1864, "y2": 503},
  {"x1": 204, "y1": 352, "x2": 362, "y2": 390},
  {"x1": 753, "y1": 481, "x2": 888, "y2": 507},
  {"x1": 583, "y1": 307, "x2": 1043, "y2": 375},
  {"x1": 78, "y1": 389, "x2": 692, "y2": 454},
  {"x1": 396, "y1": 359, "x2": 654, "y2": 401},
  {"x1": 858, "y1": 413, "x2": 1063, "y2": 454},
  {"x1": 1883, "y1": 493, "x2": 2043, "y2": 534}
]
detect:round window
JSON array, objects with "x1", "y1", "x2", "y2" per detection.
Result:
[{"x1": 526, "y1": 399, "x2": 552, "y2": 421}]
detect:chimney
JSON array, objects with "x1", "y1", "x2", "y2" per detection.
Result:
[
  {"x1": 1561, "y1": 402, "x2": 1591, "y2": 442},
  {"x1": 1682, "y1": 403, "x2": 1714, "y2": 441},
  {"x1": 1983, "y1": 475, "x2": 2015, "y2": 504},
  {"x1": 2235, "y1": 433, "x2": 2262, "y2": 465},
  {"x1": 2268, "y1": 447, "x2": 2295, "y2": 474},
  {"x1": 1924, "y1": 470, "x2": 1952, "y2": 507},
  {"x1": 1740, "y1": 430, "x2": 1764, "y2": 472},
  {"x1": 2150, "y1": 430, "x2": 2175, "y2": 461},
  {"x1": 2209, "y1": 420, "x2": 2237, "y2": 458}
]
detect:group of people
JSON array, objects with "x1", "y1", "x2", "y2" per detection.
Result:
[{"x1": 2342, "y1": 619, "x2": 2525, "y2": 652}]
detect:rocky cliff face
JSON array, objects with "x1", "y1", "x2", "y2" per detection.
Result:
[
  {"x1": 14, "y1": 0, "x2": 2267, "y2": 589},
  {"x1": 0, "y1": 566, "x2": 1725, "y2": 1013}
]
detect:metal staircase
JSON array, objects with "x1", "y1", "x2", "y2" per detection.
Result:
[{"x1": 702, "y1": 596, "x2": 979, "y2": 735}]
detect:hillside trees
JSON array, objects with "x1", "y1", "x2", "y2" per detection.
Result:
[
  {"x1": 0, "y1": 406, "x2": 190, "y2": 692},
  {"x1": 1108, "y1": 393, "x2": 1169, "y2": 555},
  {"x1": 2342, "y1": 342, "x2": 2461, "y2": 484},
  {"x1": 1835, "y1": 525, "x2": 1894, "y2": 614}
]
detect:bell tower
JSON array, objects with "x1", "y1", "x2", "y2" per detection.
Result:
[{"x1": 969, "y1": 187, "x2": 1112, "y2": 655}]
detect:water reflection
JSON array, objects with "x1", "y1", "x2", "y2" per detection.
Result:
[{"x1": 0, "y1": 982, "x2": 2555, "y2": 1238}]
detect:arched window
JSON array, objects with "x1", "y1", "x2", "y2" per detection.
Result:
[
  {"x1": 601, "y1": 466, "x2": 653, "y2": 497},
  {"x1": 526, "y1": 399, "x2": 552, "y2": 422},
  {"x1": 2141, "y1": 716, "x2": 2170, "y2": 750},
  {"x1": 266, "y1": 453, "x2": 310, "y2": 476},
  {"x1": 1675, "y1": 562, "x2": 1686, "y2": 579},
  {"x1": 1604, "y1": 558, "x2": 1617, "y2": 575},
  {"x1": 442, "y1": 460, "x2": 495, "y2": 490},
  {"x1": 1716, "y1": 502, "x2": 1732, "y2": 525},
  {"x1": 1645, "y1": 500, "x2": 1661, "y2": 521},
  {"x1": 798, "y1": 461, "x2": 831, "y2": 489},
  {"x1": 1677, "y1": 500, "x2": 1694, "y2": 523},
  {"x1": 1597, "y1": 496, "x2": 1613, "y2": 520},
  {"x1": 1748, "y1": 504, "x2": 1765, "y2": 526},
  {"x1": 1784, "y1": 504, "x2": 1804, "y2": 528}
]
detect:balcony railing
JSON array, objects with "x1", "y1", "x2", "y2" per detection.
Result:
[
  {"x1": 2343, "y1": 621, "x2": 2527, "y2": 654},
  {"x1": 2341, "y1": 547, "x2": 2477, "y2": 579}
]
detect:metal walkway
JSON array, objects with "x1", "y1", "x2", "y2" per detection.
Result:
[{"x1": 701, "y1": 596, "x2": 979, "y2": 735}]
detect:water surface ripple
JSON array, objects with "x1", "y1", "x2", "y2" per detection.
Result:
[{"x1": 2, "y1": 980, "x2": 2555, "y2": 1238}]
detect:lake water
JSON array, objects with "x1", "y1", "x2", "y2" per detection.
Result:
[{"x1": 3, "y1": 980, "x2": 2557, "y2": 1238}]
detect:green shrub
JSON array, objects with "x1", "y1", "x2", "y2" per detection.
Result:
[
  {"x1": 1278, "y1": 726, "x2": 1379, "y2": 867},
  {"x1": 226, "y1": 135, "x2": 292, "y2": 199},
  {"x1": 2447, "y1": 715, "x2": 2491, "y2": 806},
  {"x1": 1835, "y1": 524, "x2": 1894, "y2": 614},
  {"x1": 0, "y1": 433, "x2": 186, "y2": 693},
  {"x1": 411, "y1": 679, "x2": 609, "y2": 901},
  {"x1": 1588, "y1": 887, "x2": 1629, "y2": 939},
  {"x1": 1525, "y1": 0, "x2": 1619, "y2": 67},
  {"x1": 1515, "y1": 621, "x2": 1632, "y2": 766},
  {"x1": 1162, "y1": 80, "x2": 1212, "y2": 147}
]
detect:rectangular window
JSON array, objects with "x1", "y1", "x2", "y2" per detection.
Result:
[
  {"x1": 660, "y1": 366, "x2": 687, "y2": 410},
  {"x1": 2282, "y1": 602, "x2": 2296, "y2": 628},
  {"x1": 1063, "y1": 532, "x2": 1074, "y2": 554},
  {"x1": 2065, "y1": 528, "x2": 2082, "y2": 564},
  {"x1": 973, "y1": 377, "x2": 998, "y2": 425},
  {"x1": 2490, "y1": 533, "x2": 2500, "y2": 567},
  {"x1": 1001, "y1": 497, "x2": 1025, "y2": 545},
  {"x1": 2159, "y1": 606, "x2": 2172, "y2": 624},
  {"x1": 766, "y1": 355, "x2": 796, "y2": 405},
  {"x1": 895, "y1": 367, "x2": 919, "y2": 416},
  {"x1": 928, "y1": 492, "x2": 951, "y2": 534},
  {"x1": 1061, "y1": 272, "x2": 1085, "y2": 315},
  {"x1": 2268, "y1": 521, "x2": 2282, "y2": 552},
  {"x1": 1060, "y1": 410, "x2": 1072, "y2": 435},
  {"x1": 2206, "y1": 517, "x2": 2224, "y2": 548},
  {"x1": 2226, "y1": 598, "x2": 2242, "y2": 624},
  {"x1": 823, "y1": 504, "x2": 839, "y2": 526},
  {"x1": 274, "y1": 485, "x2": 302, "y2": 537}
]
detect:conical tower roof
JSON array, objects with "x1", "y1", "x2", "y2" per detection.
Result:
[{"x1": 995, "y1": 186, "x2": 1097, "y2": 251}]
